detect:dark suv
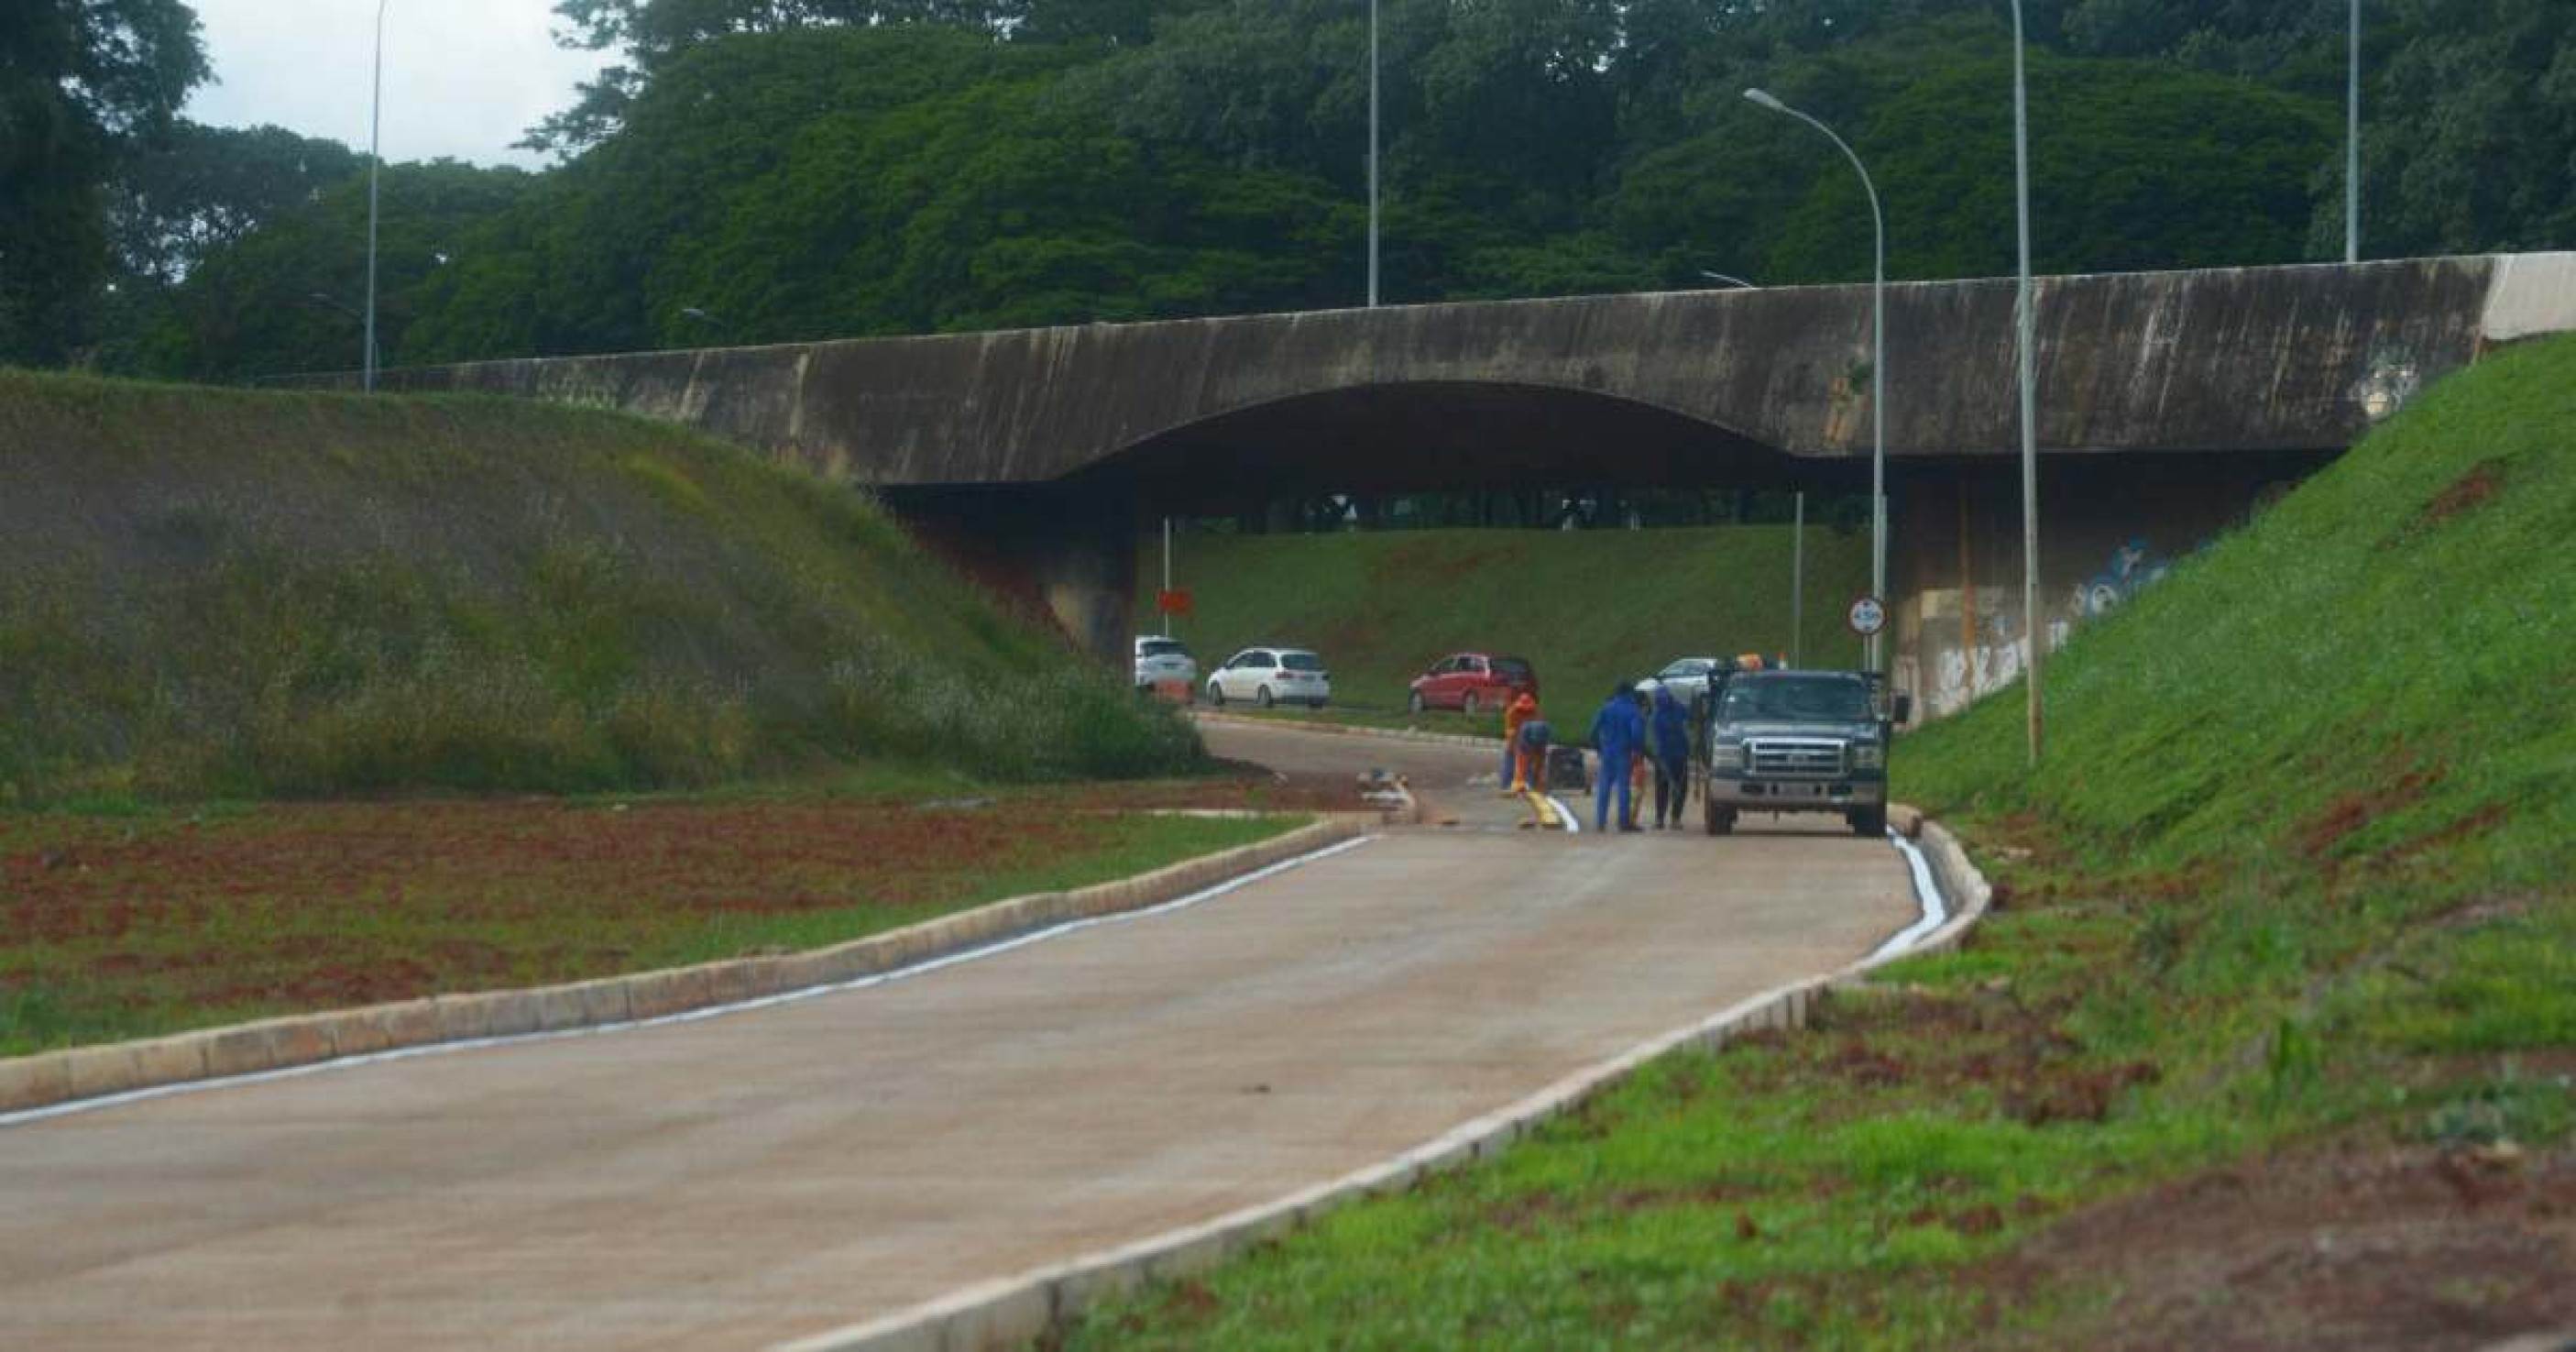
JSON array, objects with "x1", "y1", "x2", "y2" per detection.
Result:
[
  {"x1": 1700, "y1": 670, "x2": 1909, "y2": 837},
  {"x1": 1407, "y1": 653, "x2": 1538, "y2": 715}
]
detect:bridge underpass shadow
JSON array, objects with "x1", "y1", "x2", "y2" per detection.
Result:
[{"x1": 886, "y1": 380, "x2": 1848, "y2": 663}]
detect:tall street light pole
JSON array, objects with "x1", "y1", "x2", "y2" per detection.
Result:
[
  {"x1": 2347, "y1": 0, "x2": 2362, "y2": 262},
  {"x1": 2010, "y1": 0, "x2": 2042, "y2": 764},
  {"x1": 1367, "y1": 0, "x2": 1380, "y2": 307},
  {"x1": 365, "y1": 0, "x2": 389, "y2": 392},
  {"x1": 1744, "y1": 88, "x2": 1885, "y2": 673}
]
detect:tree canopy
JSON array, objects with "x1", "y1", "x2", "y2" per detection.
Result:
[
  {"x1": 46, "y1": 0, "x2": 2576, "y2": 379},
  {"x1": 0, "y1": 0, "x2": 207, "y2": 364}
]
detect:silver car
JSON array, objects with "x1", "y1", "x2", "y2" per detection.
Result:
[
  {"x1": 1205, "y1": 647, "x2": 1332, "y2": 709},
  {"x1": 1134, "y1": 636, "x2": 1198, "y2": 695},
  {"x1": 1654, "y1": 656, "x2": 1728, "y2": 703}
]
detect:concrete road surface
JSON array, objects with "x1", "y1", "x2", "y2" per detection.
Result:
[{"x1": 1, "y1": 722, "x2": 1917, "y2": 1351}]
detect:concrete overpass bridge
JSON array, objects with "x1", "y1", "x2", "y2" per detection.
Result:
[{"x1": 365, "y1": 252, "x2": 2576, "y2": 716}]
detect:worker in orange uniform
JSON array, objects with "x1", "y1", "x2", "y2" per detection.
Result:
[{"x1": 1501, "y1": 689, "x2": 1541, "y2": 794}]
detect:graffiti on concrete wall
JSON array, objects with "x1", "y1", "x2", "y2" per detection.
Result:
[
  {"x1": 2077, "y1": 537, "x2": 2171, "y2": 618},
  {"x1": 1908, "y1": 586, "x2": 2077, "y2": 720}
]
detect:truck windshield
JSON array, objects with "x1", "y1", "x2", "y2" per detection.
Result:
[{"x1": 1720, "y1": 676, "x2": 1872, "y2": 722}]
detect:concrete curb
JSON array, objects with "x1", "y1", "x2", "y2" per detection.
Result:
[
  {"x1": 1193, "y1": 709, "x2": 1502, "y2": 753},
  {"x1": 772, "y1": 803, "x2": 1994, "y2": 1352},
  {"x1": 0, "y1": 816, "x2": 1373, "y2": 1118}
]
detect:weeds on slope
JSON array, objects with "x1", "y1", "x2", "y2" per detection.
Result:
[{"x1": 0, "y1": 372, "x2": 1201, "y2": 801}]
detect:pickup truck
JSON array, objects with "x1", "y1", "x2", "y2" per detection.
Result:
[{"x1": 1699, "y1": 669, "x2": 1910, "y2": 838}]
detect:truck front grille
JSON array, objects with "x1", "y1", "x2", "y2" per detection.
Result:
[{"x1": 1747, "y1": 738, "x2": 1847, "y2": 778}]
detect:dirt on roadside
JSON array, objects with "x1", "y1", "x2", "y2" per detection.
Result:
[{"x1": 1977, "y1": 1132, "x2": 2576, "y2": 1351}]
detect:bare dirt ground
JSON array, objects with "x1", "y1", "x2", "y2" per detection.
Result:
[
  {"x1": 0, "y1": 767, "x2": 1338, "y2": 1050},
  {"x1": 1984, "y1": 1127, "x2": 2576, "y2": 1351}
]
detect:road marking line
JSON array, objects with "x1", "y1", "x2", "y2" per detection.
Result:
[{"x1": 0, "y1": 834, "x2": 1379, "y2": 1130}]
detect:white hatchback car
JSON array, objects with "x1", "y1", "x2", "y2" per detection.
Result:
[
  {"x1": 1206, "y1": 647, "x2": 1332, "y2": 709},
  {"x1": 1133, "y1": 635, "x2": 1198, "y2": 694}
]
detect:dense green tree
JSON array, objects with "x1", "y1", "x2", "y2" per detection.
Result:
[
  {"x1": 2344, "y1": 0, "x2": 2576, "y2": 257},
  {"x1": 1766, "y1": 32, "x2": 2337, "y2": 280},
  {"x1": 525, "y1": 0, "x2": 1024, "y2": 154},
  {"x1": 115, "y1": 0, "x2": 2575, "y2": 379},
  {"x1": 0, "y1": 0, "x2": 206, "y2": 363},
  {"x1": 136, "y1": 159, "x2": 531, "y2": 380},
  {"x1": 107, "y1": 122, "x2": 360, "y2": 289}
]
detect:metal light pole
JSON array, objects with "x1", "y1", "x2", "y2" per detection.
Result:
[
  {"x1": 1745, "y1": 88, "x2": 1885, "y2": 673},
  {"x1": 1366, "y1": 0, "x2": 1380, "y2": 307},
  {"x1": 2010, "y1": 0, "x2": 2043, "y2": 764},
  {"x1": 1160, "y1": 516, "x2": 1174, "y2": 639},
  {"x1": 1791, "y1": 491, "x2": 1805, "y2": 669},
  {"x1": 364, "y1": 0, "x2": 389, "y2": 391},
  {"x1": 2346, "y1": 0, "x2": 2361, "y2": 262}
]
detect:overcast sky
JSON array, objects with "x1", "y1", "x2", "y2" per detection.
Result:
[{"x1": 181, "y1": 0, "x2": 614, "y2": 168}]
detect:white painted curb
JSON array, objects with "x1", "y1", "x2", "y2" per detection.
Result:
[{"x1": 773, "y1": 804, "x2": 1992, "y2": 1352}]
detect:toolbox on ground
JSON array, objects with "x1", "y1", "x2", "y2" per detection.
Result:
[{"x1": 1544, "y1": 745, "x2": 1591, "y2": 792}]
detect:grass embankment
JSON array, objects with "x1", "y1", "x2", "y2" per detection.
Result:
[
  {"x1": 1068, "y1": 337, "x2": 2576, "y2": 1348},
  {"x1": 0, "y1": 371, "x2": 1197, "y2": 803},
  {"x1": 0, "y1": 792, "x2": 1300, "y2": 1055},
  {"x1": 1143, "y1": 526, "x2": 1869, "y2": 716}
]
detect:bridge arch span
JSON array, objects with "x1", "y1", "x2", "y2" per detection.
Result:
[{"x1": 1065, "y1": 379, "x2": 1820, "y2": 513}]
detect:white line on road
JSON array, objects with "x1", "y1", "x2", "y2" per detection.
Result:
[{"x1": 1, "y1": 834, "x2": 1379, "y2": 1130}]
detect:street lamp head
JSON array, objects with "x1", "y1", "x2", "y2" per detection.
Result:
[{"x1": 1743, "y1": 87, "x2": 1787, "y2": 113}]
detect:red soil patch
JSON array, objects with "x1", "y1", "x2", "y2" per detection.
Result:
[
  {"x1": 1, "y1": 786, "x2": 1286, "y2": 1029},
  {"x1": 2418, "y1": 460, "x2": 2506, "y2": 528},
  {"x1": 1972, "y1": 1137, "x2": 2576, "y2": 1351},
  {"x1": 2299, "y1": 768, "x2": 2440, "y2": 860}
]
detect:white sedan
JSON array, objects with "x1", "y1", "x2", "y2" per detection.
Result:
[{"x1": 1206, "y1": 647, "x2": 1332, "y2": 709}]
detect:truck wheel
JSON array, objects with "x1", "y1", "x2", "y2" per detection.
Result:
[
  {"x1": 1256, "y1": 686, "x2": 1275, "y2": 709},
  {"x1": 1408, "y1": 691, "x2": 1426, "y2": 714},
  {"x1": 1703, "y1": 800, "x2": 1736, "y2": 836},
  {"x1": 1848, "y1": 806, "x2": 1888, "y2": 838},
  {"x1": 1462, "y1": 692, "x2": 1480, "y2": 716},
  {"x1": 1207, "y1": 683, "x2": 1225, "y2": 707}
]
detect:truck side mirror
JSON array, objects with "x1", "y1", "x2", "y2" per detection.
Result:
[{"x1": 1892, "y1": 694, "x2": 1913, "y2": 725}]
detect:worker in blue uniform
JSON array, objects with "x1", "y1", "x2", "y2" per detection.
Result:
[
  {"x1": 1589, "y1": 682, "x2": 1646, "y2": 833},
  {"x1": 1650, "y1": 680, "x2": 1694, "y2": 829}
]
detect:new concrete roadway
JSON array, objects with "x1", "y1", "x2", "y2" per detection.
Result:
[{"x1": 0, "y1": 721, "x2": 1917, "y2": 1350}]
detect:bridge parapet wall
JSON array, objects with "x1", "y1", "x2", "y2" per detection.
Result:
[{"x1": 359, "y1": 254, "x2": 2573, "y2": 486}]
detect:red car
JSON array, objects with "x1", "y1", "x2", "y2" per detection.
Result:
[{"x1": 1407, "y1": 653, "x2": 1538, "y2": 715}]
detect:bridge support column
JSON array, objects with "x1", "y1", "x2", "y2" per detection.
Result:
[
  {"x1": 883, "y1": 485, "x2": 1136, "y2": 667},
  {"x1": 1890, "y1": 450, "x2": 2329, "y2": 722}
]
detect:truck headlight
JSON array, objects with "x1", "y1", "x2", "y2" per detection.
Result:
[
  {"x1": 1853, "y1": 743, "x2": 1885, "y2": 770},
  {"x1": 1712, "y1": 742, "x2": 1744, "y2": 770}
]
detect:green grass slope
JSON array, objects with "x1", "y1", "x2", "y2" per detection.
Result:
[
  {"x1": 1141, "y1": 525, "x2": 1871, "y2": 712},
  {"x1": 1905, "y1": 336, "x2": 2575, "y2": 881},
  {"x1": 0, "y1": 372, "x2": 1197, "y2": 802},
  {"x1": 1067, "y1": 336, "x2": 2576, "y2": 1349}
]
